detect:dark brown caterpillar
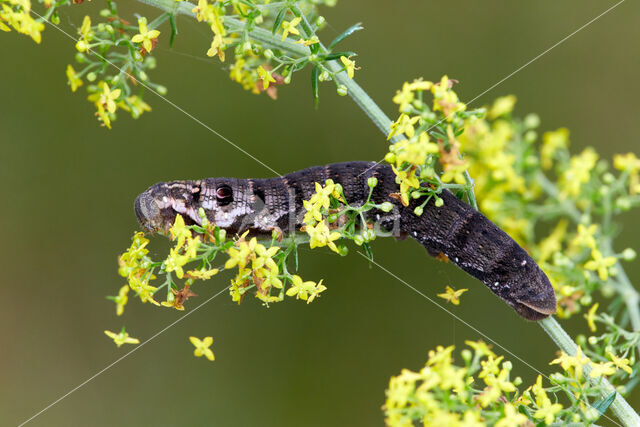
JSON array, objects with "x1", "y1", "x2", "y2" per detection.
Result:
[{"x1": 135, "y1": 161, "x2": 556, "y2": 320}]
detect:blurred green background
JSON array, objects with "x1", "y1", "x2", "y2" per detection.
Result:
[{"x1": 2, "y1": 0, "x2": 639, "y2": 425}]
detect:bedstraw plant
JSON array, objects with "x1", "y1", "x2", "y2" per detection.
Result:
[{"x1": 5, "y1": 0, "x2": 640, "y2": 425}]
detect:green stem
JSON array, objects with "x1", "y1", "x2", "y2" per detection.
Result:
[{"x1": 539, "y1": 316, "x2": 640, "y2": 426}]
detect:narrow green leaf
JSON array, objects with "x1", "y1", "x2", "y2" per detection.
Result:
[
  {"x1": 362, "y1": 242, "x2": 374, "y2": 262},
  {"x1": 169, "y1": 14, "x2": 178, "y2": 48},
  {"x1": 593, "y1": 391, "x2": 617, "y2": 418},
  {"x1": 311, "y1": 65, "x2": 319, "y2": 109},
  {"x1": 328, "y1": 22, "x2": 363, "y2": 50},
  {"x1": 272, "y1": 8, "x2": 287, "y2": 35},
  {"x1": 321, "y1": 51, "x2": 356, "y2": 61}
]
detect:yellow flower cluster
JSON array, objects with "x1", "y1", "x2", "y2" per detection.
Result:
[
  {"x1": 193, "y1": 0, "x2": 228, "y2": 60},
  {"x1": 0, "y1": 0, "x2": 44, "y2": 44},
  {"x1": 302, "y1": 180, "x2": 344, "y2": 253},
  {"x1": 118, "y1": 231, "x2": 159, "y2": 307},
  {"x1": 131, "y1": 17, "x2": 160, "y2": 54},
  {"x1": 541, "y1": 128, "x2": 569, "y2": 169},
  {"x1": 549, "y1": 346, "x2": 629, "y2": 381},
  {"x1": 229, "y1": 58, "x2": 261, "y2": 95},
  {"x1": 225, "y1": 232, "x2": 282, "y2": 304},
  {"x1": 559, "y1": 148, "x2": 598, "y2": 198},
  {"x1": 164, "y1": 214, "x2": 202, "y2": 279},
  {"x1": 385, "y1": 342, "x2": 528, "y2": 427}
]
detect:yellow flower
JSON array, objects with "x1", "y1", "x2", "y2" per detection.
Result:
[
  {"x1": 465, "y1": 340, "x2": 496, "y2": 358},
  {"x1": 479, "y1": 355, "x2": 503, "y2": 378},
  {"x1": 585, "y1": 302, "x2": 598, "y2": 332},
  {"x1": 207, "y1": 33, "x2": 225, "y2": 60},
  {"x1": 495, "y1": 403, "x2": 529, "y2": 427},
  {"x1": 388, "y1": 113, "x2": 420, "y2": 139},
  {"x1": 392, "y1": 166, "x2": 420, "y2": 206},
  {"x1": 189, "y1": 336, "x2": 215, "y2": 361},
  {"x1": 93, "y1": 82, "x2": 122, "y2": 114},
  {"x1": 607, "y1": 351, "x2": 633, "y2": 374},
  {"x1": 441, "y1": 163, "x2": 468, "y2": 185},
  {"x1": 541, "y1": 128, "x2": 569, "y2": 169},
  {"x1": 389, "y1": 133, "x2": 439, "y2": 167},
  {"x1": 550, "y1": 346, "x2": 589, "y2": 379},
  {"x1": 131, "y1": 17, "x2": 160, "y2": 53},
  {"x1": 75, "y1": 15, "x2": 92, "y2": 51},
  {"x1": 584, "y1": 248, "x2": 617, "y2": 280},
  {"x1": 437, "y1": 285, "x2": 468, "y2": 305},
  {"x1": 294, "y1": 36, "x2": 319, "y2": 46},
  {"x1": 257, "y1": 66, "x2": 276, "y2": 89},
  {"x1": 104, "y1": 328, "x2": 140, "y2": 347},
  {"x1": 65, "y1": 65, "x2": 83, "y2": 92},
  {"x1": 280, "y1": 17, "x2": 301, "y2": 41},
  {"x1": 135, "y1": 281, "x2": 160, "y2": 306},
  {"x1": 431, "y1": 75, "x2": 466, "y2": 120},
  {"x1": 306, "y1": 220, "x2": 342, "y2": 253},
  {"x1": 589, "y1": 361, "x2": 616, "y2": 378},
  {"x1": 392, "y1": 82, "x2": 415, "y2": 112},
  {"x1": 533, "y1": 394, "x2": 563, "y2": 425},
  {"x1": 187, "y1": 268, "x2": 219, "y2": 280},
  {"x1": 165, "y1": 235, "x2": 200, "y2": 279},
  {"x1": 286, "y1": 275, "x2": 323, "y2": 302},
  {"x1": 168, "y1": 214, "x2": 190, "y2": 246},
  {"x1": 119, "y1": 95, "x2": 152, "y2": 119},
  {"x1": 340, "y1": 55, "x2": 356, "y2": 79},
  {"x1": 488, "y1": 95, "x2": 516, "y2": 119},
  {"x1": 559, "y1": 147, "x2": 598, "y2": 197},
  {"x1": 572, "y1": 223, "x2": 597, "y2": 250},
  {"x1": 108, "y1": 285, "x2": 129, "y2": 316}
]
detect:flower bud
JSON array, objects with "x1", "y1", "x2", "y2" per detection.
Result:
[
  {"x1": 413, "y1": 206, "x2": 423, "y2": 216},
  {"x1": 363, "y1": 229, "x2": 376, "y2": 242},
  {"x1": 524, "y1": 130, "x2": 537, "y2": 144},
  {"x1": 156, "y1": 85, "x2": 168, "y2": 96},
  {"x1": 435, "y1": 197, "x2": 444, "y2": 207},
  {"x1": 218, "y1": 229, "x2": 226, "y2": 242},
  {"x1": 411, "y1": 191, "x2": 421, "y2": 199},
  {"x1": 616, "y1": 197, "x2": 632, "y2": 211},
  {"x1": 579, "y1": 294, "x2": 592, "y2": 306},
  {"x1": 133, "y1": 51, "x2": 144, "y2": 62},
  {"x1": 263, "y1": 49, "x2": 274, "y2": 59},
  {"x1": 319, "y1": 70, "x2": 330, "y2": 82},
  {"x1": 384, "y1": 152, "x2": 396, "y2": 164},
  {"x1": 588, "y1": 336, "x2": 598, "y2": 345},
  {"x1": 337, "y1": 245, "x2": 349, "y2": 256},
  {"x1": 367, "y1": 177, "x2": 378, "y2": 188},
  {"x1": 603, "y1": 172, "x2": 615, "y2": 184},
  {"x1": 523, "y1": 113, "x2": 540, "y2": 129},
  {"x1": 52, "y1": 13, "x2": 60, "y2": 25},
  {"x1": 100, "y1": 9, "x2": 111, "y2": 17},
  {"x1": 138, "y1": 70, "x2": 148, "y2": 82},
  {"x1": 86, "y1": 72, "x2": 97, "y2": 82},
  {"x1": 513, "y1": 377, "x2": 522, "y2": 386},
  {"x1": 75, "y1": 52, "x2": 86, "y2": 63},
  {"x1": 380, "y1": 202, "x2": 393, "y2": 212},
  {"x1": 353, "y1": 235, "x2": 364, "y2": 246},
  {"x1": 315, "y1": 16, "x2": 326, "y2": 27},
  {"x1": 284, "y1": 74, "x2": 292, "y2": 84},
  {"x1": 337, "y1": 85, "x2": 348, "y2": 96},
  {"x1": 622, "y1": 248, "x2": 637, "y2": 261},
  {"x1": 460, "y1": 349, "x2": 472, "y2": 362},
  {"x1": 198, "y1": 207, "x2": 208, "y2": 226},
  {"x1": 242, "y1": 41, "x2": 252, "y2": 54}
]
